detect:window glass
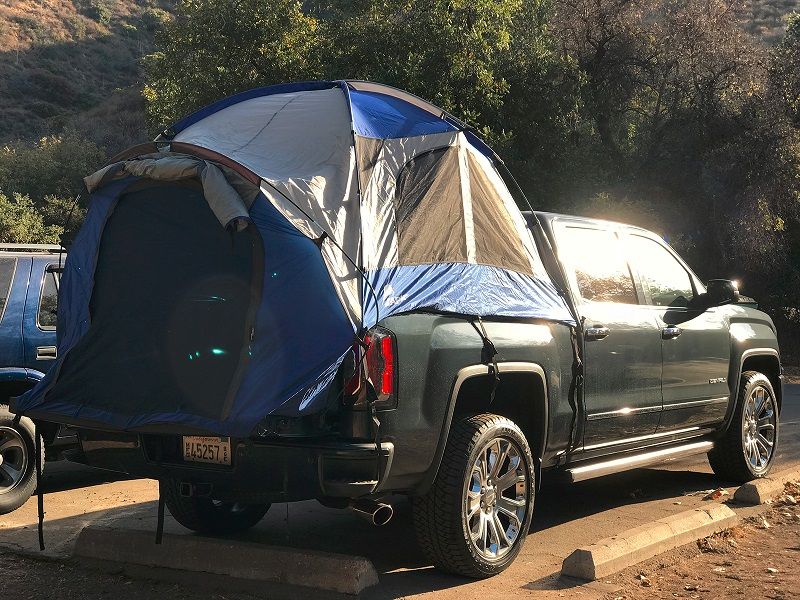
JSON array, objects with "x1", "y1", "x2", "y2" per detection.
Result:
[
  {"x1": 557, "y1": 226, "x2": 637, "y2": 304},
  {"x1": 0, "y1": 258, "x2": 16, "y2": 321},
  {"x1": 38, "y1": 267, "x2": 59, "y2": 329},
  {"x1": 627, "y1": 235, "x2": 694, "y2": 307},
  {"x1": 393, "y1": 147, "x2": 467, "y2": 264}
]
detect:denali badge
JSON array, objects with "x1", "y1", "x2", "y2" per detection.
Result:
[{"x1": 709, "y1": 377, "x2": 727, "y2": 384}]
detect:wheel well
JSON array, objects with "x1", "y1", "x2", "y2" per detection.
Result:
[
  {"x1": 0, "y1": 379, "x2": 58, "y2": 443},
  {"x1": 452, "y1": 371, "x2": 547, "y2": 460},
  {"x1": 741, "y1": 354, "x2": 782, "y2": 409}
]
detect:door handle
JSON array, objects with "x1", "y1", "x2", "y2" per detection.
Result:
[
  {"x1": 36, "y1": 346, "x2": 57, "y2": 360},
  {"x1": 662, "y1": 326, "x2": 682, "y2": 340},
  {"x1": 585, "y1": 326, "x2": 610, "y2": 340}
]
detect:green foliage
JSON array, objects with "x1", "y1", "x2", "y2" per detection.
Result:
[
  {"x1": 0, "y1": 129, "x2": 106, "y2": 205},
  {"x1": 0, "y1": 192, "x2": 62, "y2": 244},
  {"x1": 143, "y1": 0, "x2": 322, "y2": 130},
  {"x1": 80, "y1": 0, "x2": 113, "y2": 26}
]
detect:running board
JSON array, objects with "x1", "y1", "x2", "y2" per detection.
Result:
[{"x1": 565, "y1": 440, "x2": 714, "y2": 483}]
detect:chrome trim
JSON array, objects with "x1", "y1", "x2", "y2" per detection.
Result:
[
  {"x1": 586, "y1": 405, "x2": 661, "y2": 421},
  {"x1": 566, "y1": 440, "x2": 714, "y2": 483},
  {"x1": 582, "y1": 426, "x2": 701, "y2": 451},
  {"x1": 662, "y1": 396, "x2": 728, "y2": 411}
]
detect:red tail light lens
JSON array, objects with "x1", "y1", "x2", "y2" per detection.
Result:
[{"x1": 343, "y1": 328, "x2": 396, "y2": 408}]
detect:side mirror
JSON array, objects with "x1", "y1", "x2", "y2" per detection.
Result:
[{"x1": 705, "y1": 279, "x2": 739, "y2": 306}]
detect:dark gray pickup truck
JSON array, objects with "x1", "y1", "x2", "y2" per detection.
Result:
[{"x1": 66, "y1": 210, "x2": 780, "y2": 578}]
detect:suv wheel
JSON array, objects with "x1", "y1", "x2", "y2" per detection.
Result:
[
  {"x1": 0, "y1": 405, "x2": 43, "y2": 515},
  {"x1": 708, "y1": 371, "x2": 779, "y2": 483},
  {"x1": 412, "y1": 413, "x2": 535, "y2": 578},
  {"x1": 163, "y1": 478, "x2": 270, "y2": 535}
]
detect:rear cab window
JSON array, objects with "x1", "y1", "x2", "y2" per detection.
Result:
[
  {"x1": 0, "y1": 257, "x2": 17, "y2": 323},
  {"x1": 554, "y1": 224, "x2": 638, "y2": 305},
  {"x1": 37, "y1": 265, "x2": 60, "y2": 330}
]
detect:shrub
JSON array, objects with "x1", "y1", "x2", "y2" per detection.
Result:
[{"x1": 0, "y1": 192, "x2": 62, "y2": 244}]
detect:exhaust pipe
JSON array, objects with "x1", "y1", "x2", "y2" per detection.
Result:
[{"x1": 349, "y1": 499, "x2": 394, "y2": 526}]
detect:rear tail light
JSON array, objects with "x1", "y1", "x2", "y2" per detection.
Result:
[{"x1": 343, "y1": 328, "x2": 397, "y2": 409}]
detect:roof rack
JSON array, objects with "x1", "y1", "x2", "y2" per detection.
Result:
[{"x1": 0, "y1": 243, "x2": 63, "y2": 252}]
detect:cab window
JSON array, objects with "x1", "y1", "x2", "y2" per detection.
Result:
[
  {"x1": 0, "y1": 257, "x2": 16, "y2": 322},
  {"x1": 627, "y1": 235, "x2": 694, "y2": 307},
  {"x1": 556, "y1": 226, "x2": 637, "y2": 304},
  {"x1": 38, "y1": 266, "x2": 60, "y2": 330}
]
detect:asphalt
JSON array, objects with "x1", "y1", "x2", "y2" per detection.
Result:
[{"x1": 1, "y1": 385, "x2": 798, "y2": 599}]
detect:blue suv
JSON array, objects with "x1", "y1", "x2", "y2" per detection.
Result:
[{"x1": 0, "y1": 244, "x2": 74, "y2": 514}]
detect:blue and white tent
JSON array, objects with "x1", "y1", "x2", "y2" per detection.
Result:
[{"x1": 14, "y1": 81, "x2": 572, "y2": 437}]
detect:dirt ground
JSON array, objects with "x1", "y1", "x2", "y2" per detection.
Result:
[
  {"x1": 603, "y1": 483, "x2": 800, "y2": 600},
  {"x1": 0, "y1": 553, "x2": 261, "y2": 600},
  {"x1": 783, "y1": 364, "x2": 800, "y2": 384}
]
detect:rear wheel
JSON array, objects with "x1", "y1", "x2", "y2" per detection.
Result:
[
  {"x1": 0, "y1": 405, "x2": 43, "y2": 515},
  {"x1": 412, "y1": 414, "x2": 535, "y2": 578},
  {"x1": 163, "y1": 478, "x2": 270, "y2": 535},
  {"x1": 708, "y1": 371, "x2": 779, "y2": 482}
]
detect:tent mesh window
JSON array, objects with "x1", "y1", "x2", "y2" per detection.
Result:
[
  {"x1": 393, "y1": 147, "x2": 467, "y2": 265},
  {"x1": 466, "y1": 151, "x2": 532, "y2": 275},
  {"x1": 46, "y1": 182, "x2": 257, "y2": 422}
]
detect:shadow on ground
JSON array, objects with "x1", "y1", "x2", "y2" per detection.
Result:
[{"x1": 3, "y1": 460, "x2": 742, "y2": 599}]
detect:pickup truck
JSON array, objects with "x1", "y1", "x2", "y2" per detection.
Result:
[
  {"x1": 58, "y1": 210, "x2": 781, "y2": 577},
  {"x1": 0, "y1": 244, "x2": 74, "y2": 515}
]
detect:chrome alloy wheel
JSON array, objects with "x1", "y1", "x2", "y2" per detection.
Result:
[
  {"x1": 464, "y1": 436, "x2": 529, "y2": 561},
  {"x1": 0, "y1": 426, "x2": 29, "y2": 495},
  {"x1": 742, "y1": 385, "x2": 777, "y2": 474}
]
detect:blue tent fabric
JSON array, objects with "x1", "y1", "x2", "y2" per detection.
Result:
[
  {"x1": 223, "y1": 195, "x2": 354, "y2": 428},
  {"x1": 348, "y1": 89, "x2": 457, "y2": 139},
  {"x1": 13, "y1": 81, "x2": 575, "y2": 438},
  {"x1": 363, "y1": 263, "x2": 572, "y2": 329}
]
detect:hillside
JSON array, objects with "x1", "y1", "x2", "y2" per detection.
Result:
[
  {"x1": 0, "y1": 0, "x2": 797, "y2": 153},
  {"x1": 746, "y1": 0, "x2": 800, "y2": 42},
  {"x1": 0, "y1": 0, "x2": 172, "y2": 153}
]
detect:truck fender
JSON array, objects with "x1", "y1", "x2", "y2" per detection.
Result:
[{"x1": 416, "y1": 361, "x2": 549, "y2": 495}]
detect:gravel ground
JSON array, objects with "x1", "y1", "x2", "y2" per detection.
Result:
[{"x1": 602, "y1": 483, "x2": 800, "y2": 600}]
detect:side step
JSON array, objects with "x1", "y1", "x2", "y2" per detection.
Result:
[{"x1": 566, "y1": 440, "x2": 714, "y2": 483}]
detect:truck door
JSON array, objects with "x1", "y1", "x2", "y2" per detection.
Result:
[
  {"x1": 553, "y1": 223, "x2": 663, "y2": 448},
  {"x1": 623, "y1": 233, "x2": 730, "y2": 431},
  {"x1": 22, "y1": 258, "x2": 60, "y2": 373},
  {"x1": 0, "y1": 256, "x2": 25, "y2": 368}
]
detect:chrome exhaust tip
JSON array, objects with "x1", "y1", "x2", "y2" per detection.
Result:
[{"x1": 349, "y1": 499, "x2": 394, "y2": 526}]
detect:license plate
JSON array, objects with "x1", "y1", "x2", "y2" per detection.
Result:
[{"x1": 182, "y1": 436, "x2": 231, "y2": 465}]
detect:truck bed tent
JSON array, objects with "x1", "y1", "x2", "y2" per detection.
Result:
[{"x1": 13, "y1": 81, "x2": 573, "y2": 438}]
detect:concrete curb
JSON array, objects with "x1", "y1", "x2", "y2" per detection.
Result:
[
  {"x1": 560, "y1": 504, "x2": 738, "y2": 581},
  {"x1": 733, "y1": 466, "x2": 800, "y2": 505},
  {"x1": 72, "y1": 526, "x2": 379, "y2": 597}
]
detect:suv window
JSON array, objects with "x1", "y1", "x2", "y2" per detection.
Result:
[
  {"x1": 38, "y1": 267, "x2": 59, "y2": 330},
  {"x1": 557, "y1": 226, "x2": 637, "y2": 304},
  {"x1": 627, "y1": 235, "x2": 694, "y2": 307},
  {"x1": 0, "y1": 257, "x2": 16, "y2": 321}
]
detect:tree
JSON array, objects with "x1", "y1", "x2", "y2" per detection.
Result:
[
  {"x1": 143, "y1": 0, "x2": 323, "y2": 129},
  {"x1": 0, "y1": 129, "x2": 106, "y2": 206},
  {"x1": 0, "y1": 192, "x2": 62, "y2": 244}
]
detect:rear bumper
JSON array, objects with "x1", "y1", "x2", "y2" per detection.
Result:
[{"x1": 75, "y1": 430, "x2": 394, "y2": 502}]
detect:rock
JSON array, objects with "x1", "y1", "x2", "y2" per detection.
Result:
[
  {"x1": 767, "y1": 567, "x2": 778, "y2": 574},
  {"x1": 637, "y1": 574, "x2": 652, "y2": 587}
]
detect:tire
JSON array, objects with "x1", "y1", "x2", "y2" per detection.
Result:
[
  {"x1": 412, "y1": 413, "x2": 535, "y2": 578},
  {"x1": 0, "y1": 405, "x2": 44, "y2": 515},
  {"x1": 708, "y1": 371, "x2": 779, "y2": 483},
  {"x1": 162, "y1": 478, "x2": 270, "y2": 535}
]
